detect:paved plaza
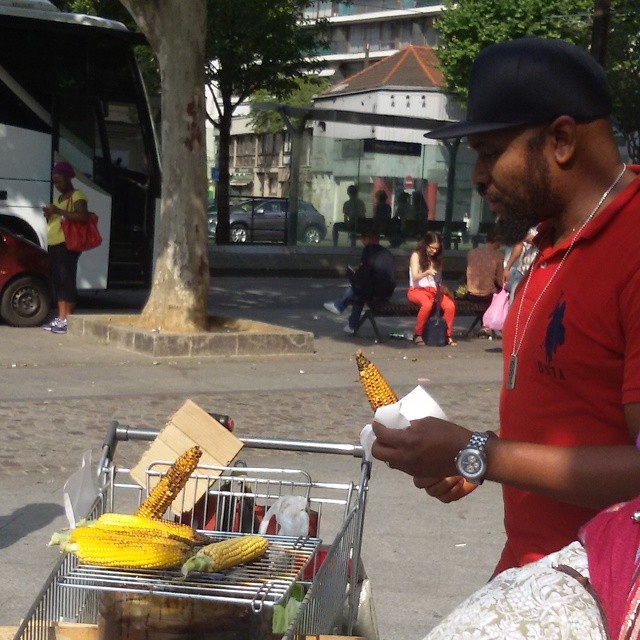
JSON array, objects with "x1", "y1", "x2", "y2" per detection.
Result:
[{"x1": 0, "y1": 276, "x2": 505, "y2": 639}]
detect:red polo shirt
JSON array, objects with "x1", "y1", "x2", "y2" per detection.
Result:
[{"x1": 495, "y1": 166, "x2": 640, "y2": 575}]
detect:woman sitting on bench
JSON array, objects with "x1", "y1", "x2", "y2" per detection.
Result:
[{"x1": 407, "y1": 231, "x2": 457, "y2": 346}]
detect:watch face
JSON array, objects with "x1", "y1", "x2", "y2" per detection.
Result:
[{"x1": 456, "y1": 448, "x2": 486, "y2": 481}]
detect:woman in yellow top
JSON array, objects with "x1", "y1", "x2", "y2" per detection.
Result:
[{"x1": 41, "y1": 161, "x2": 89, "y2": 334}]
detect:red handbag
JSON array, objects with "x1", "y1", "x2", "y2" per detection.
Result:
[{"x1": 61, "y1": 212, "x2": 102, "y2": 252}]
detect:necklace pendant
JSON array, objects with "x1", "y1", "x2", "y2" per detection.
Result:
[{"x1": 507, "y1": 355, "x2": 517, "y2": 390}]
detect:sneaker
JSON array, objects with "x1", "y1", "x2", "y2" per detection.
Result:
[
  {"x1": 323, "y1": 301, "x2": 342, "y2": 315},
  {"x1": 50, "y1": 319, "x2": 67, "y2": 334},
  {"x1": 42, "y1": 317, "x2": 62, "y2": 331},
  {"x1": 343, "y1": 324, "x2": 355, "y2": 335}
]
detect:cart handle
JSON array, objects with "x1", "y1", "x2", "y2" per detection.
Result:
[{"x1": 99, "y1": 423, "x2": 364, "y2": 473}]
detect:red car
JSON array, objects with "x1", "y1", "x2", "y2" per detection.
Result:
[{"x1": 0, "y1": 227, "x2": 52, "y2": 327}]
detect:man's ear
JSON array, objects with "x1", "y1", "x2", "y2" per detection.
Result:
[{"x1": 548, "y1": 116, "x2": 578, "y2": 166}]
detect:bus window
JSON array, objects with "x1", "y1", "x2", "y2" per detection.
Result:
[
  {"x1": 55, "y1": 96, "x2": 98, "y2": 181},
  {"x1": 103, "y1": 102, "x2": 146, "y2": 174}
]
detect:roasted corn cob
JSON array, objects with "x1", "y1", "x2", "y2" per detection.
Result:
[
  {"x1": 51, "y1": 526, "x2": 193, "y2": 570},
  {"x1": 51, "y1": 522, "x2": 189, "y2": 547},
  {"x1": 181, "y1": 535, "x2": 268, "y2": 576},
  {"x1": 88, "y1": 512, "x2": 209, "y2": 544},
  {"x1": 355, "y1": 349, "x2": 398, "y2": 410},
  {"x1": 135, "y1": 445, "x2": 202, "y2": 519}
]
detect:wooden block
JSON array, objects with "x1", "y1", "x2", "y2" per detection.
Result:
[
  {"x1": 0, "y1": 627, "x2": 19, "y2": 640},
  {"x1": 54, "y1": 623, "x2": 98, "y2": 640},
  {"x1": 0, "y1": 623, "x2": 95, "y2": 640}
]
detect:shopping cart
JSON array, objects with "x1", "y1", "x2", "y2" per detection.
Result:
[{"x1": 13, "y1": 420, "x2": 378, "y2": 640}]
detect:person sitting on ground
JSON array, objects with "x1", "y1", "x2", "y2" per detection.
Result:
[
  {"x1": 332, "y1": 184, "x2": 367, "y2": 247},
  {"x1": 407, "y1": 231, "x2": 456, "y2": 346},
  {"x1": 323, "y1": 228, "x2": 396, "y2": 334}
]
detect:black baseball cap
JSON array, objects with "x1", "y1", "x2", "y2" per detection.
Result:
[{"x1": 426, "y1": 37, "x2": 612, "y2": 140}]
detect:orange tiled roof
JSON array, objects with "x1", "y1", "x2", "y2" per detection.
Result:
[{"x1": 323, "y1": 45, "x2": 444, "y2": 96}]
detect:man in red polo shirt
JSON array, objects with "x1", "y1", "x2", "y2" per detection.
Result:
[{"x1": 371, "y1": 36, "x2": 640, "y2": 581}]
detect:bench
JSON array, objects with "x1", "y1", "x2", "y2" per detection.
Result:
[
  {"x1": 471, "y1": 221, "x2": 495, "y2": 247},
  {"x1": 333, "y1": 218, "x2": 465, "y2": 249},
  {"x1": 353, "y1": 294, "x2": 493, "y2": 342}
]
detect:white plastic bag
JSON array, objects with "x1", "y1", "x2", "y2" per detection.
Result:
[
  {"x1": 482, "y1": 287, "x2": 510, "y2": 331},
  {"x1": 63, "y1": 450, "x2": 97, "y2": 528},
  {"x1": 258, "y1": 495, "x2": 309, "y2": 537}
]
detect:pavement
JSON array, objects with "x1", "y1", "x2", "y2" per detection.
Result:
[{"x1": 0, "y1": 275, "x2": 506, "y2": 640}]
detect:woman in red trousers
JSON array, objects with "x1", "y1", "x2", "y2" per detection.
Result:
[{"x1": 407, "y1": 231, "x2": 457, "y2": 346}]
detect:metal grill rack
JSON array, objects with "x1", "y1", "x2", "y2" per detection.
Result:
[{"x1": 59, "y1": 533, "x2": 319, "y2": 612}]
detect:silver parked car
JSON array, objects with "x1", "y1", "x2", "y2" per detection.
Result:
[{"x1": 208, "y1": 198, "x2": 327, "y2": 244}]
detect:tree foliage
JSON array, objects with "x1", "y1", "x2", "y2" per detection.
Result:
[
  {"x1": 249, "y1": 75, "x2": 331, "y2": 134},
  {"x1": 435, "y1": 0, "x2": 640, "y2": 162},
  {"x1": 205, "y1": 0, "x2": 327, "y2": 124},
  {"x1": 51, "y1": 0, "x2": 161, "y2": 93},
  {"x1": 52, "y1": 0, "x2": 128, "y2": 20},
  {"x1": 205, "y1": 0, "x2": 328, "y2": 243},
  {"x1": 435, "y1": 0, "x2": 593, "y2": 101},
  {"x1": 606, "y1": 0, "x2": 640, "y2": 162}
]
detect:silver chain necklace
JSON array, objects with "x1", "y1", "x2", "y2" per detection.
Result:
[{"x1": 506, "y1": 164, "x2": 627, "y2": 390}]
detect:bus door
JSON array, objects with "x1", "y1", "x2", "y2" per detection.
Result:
[
  {"x1": 98, "y1": 99, "x2": 154, "y2": 288},
  {"x1": 53, "y1": 94, "x2": 112, "y2": 290},
  {"x1": 53, "y1": 76, "x2": 156, "y2": 288}
]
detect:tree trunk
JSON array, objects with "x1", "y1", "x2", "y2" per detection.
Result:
[
  {"x1": 120, "y1": 0, "x2": 209, "y2": 332},
  {"x1": 215, "y1": 102, "x2": 233, "y2": 244},
  {"x1": 590, "y1": 0, "x2": 611, "y2": 66}
]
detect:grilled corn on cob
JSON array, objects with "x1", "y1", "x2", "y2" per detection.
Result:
[
  {"x1": 51, "y1": 525, "x2": 193, "y2": 570},
  {"x1": 181, "y1": 535, "x2": 268, "y2": 576},
  {"x1": 135, "y1": 445, "x2": 202, "y2": 519},
  {"x1": 355, "y1": 349, "x2": 398, "y2": 410},
  {"x1": 88, "y1": 512, "x2": 209, "y2": 544}
]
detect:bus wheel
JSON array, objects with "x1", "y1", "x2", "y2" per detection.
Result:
[{"x1": 0, "y1": 275, "x2": 51, "y2": 327}]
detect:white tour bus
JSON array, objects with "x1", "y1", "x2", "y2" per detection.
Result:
[{"x1": 0, "y1": 0, "x2": 161, "y2": 289}]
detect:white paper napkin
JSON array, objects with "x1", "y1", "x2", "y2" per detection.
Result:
[{"x1": 359, "y1": 385, "x2": 447, "y2": 461}]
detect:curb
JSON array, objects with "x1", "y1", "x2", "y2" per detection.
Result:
[{"x1": 68, "y1": 315, "x2": 315, "y2": 357}]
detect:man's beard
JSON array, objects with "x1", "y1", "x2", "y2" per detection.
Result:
[
  {"x1": 494, "y1": 214, "x2": 537, "y2": 246},
  {"x1": 492, "y1": 132, "x2": 552, "y2": 245}
]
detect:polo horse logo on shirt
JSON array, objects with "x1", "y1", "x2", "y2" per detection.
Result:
[{"x1": 545, "y1": 300, "x2": 566, "y2": 364}]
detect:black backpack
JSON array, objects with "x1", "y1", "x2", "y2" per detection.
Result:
[{"x1": 422, "y1": 287, "x2": 447, "y2": 347}]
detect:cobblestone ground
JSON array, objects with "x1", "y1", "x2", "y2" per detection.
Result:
[
  {"x1": 0, "y1": 383, "x2": 500, "y2": 476},
  {"x1": 0, "y1": 276, "x2": 505, "y2": 639}
]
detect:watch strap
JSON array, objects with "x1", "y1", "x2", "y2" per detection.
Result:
[{"x1": 455, "y1": 431, "x2": 494, "y2": 484}]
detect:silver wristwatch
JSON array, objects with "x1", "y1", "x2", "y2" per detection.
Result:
[{"x1": 455, "y1": 431, "x2": 493, "y2": 485}]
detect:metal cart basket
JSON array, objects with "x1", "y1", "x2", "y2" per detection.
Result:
[{"x1": 13, "y1": 421, "x2": 376, "y2": 640}]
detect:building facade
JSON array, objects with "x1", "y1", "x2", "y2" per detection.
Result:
[
  {"x1": 207, "y1": 1, "x2": 490, "y2": 240},
  {"x1": 304, "y1": 1, "x2": 442, "y2": 81}
]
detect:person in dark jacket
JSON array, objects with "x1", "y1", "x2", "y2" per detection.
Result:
[{"x1": 323, "y1": 228, "x2": 396, "y2": 333}]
